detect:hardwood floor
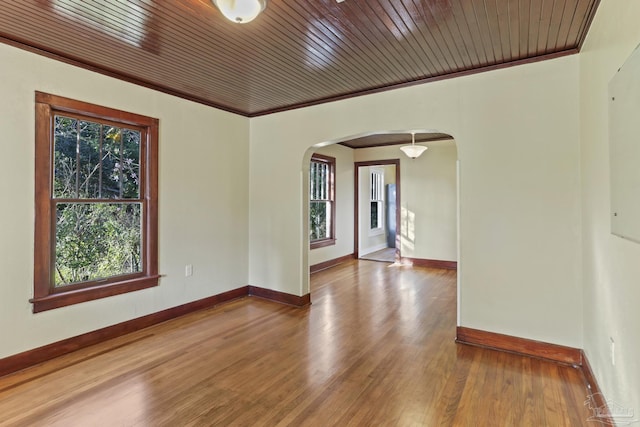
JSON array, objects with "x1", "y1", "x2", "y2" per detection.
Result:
[
  {"x1": 0, "y1": 260, "x2": 595, "y2": 426},
  {"x1": 359, "y1": 247, "x2": 396, "y2": 263}
]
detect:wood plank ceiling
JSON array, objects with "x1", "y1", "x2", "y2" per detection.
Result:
[{"x1": 0, "y1": 0, "x2": 599, "y2": 117}]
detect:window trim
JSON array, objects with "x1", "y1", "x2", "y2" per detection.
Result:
[
  {"x1": 31, "y1": 92, "x2": 159, "y2": 313},
  {"x1": 310, "y1": 153, "x2": 336, "y2": 249}
]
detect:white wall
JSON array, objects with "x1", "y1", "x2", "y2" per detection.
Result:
[
  {"x1": 580, "y1": 0, "x2": 640, "y2": 414},
  {"x1": 249, "y1": 55, "x2": 582, "y2": 347},
  {"x1": 308, "y1": 144, "x2": 354, "y2": 266},
  {"x1": 0, "y1": 43, "x2": 250, "y2": 359},
  {"x1": 354, "y1": 142, "x2": 457, "y2": 261}
]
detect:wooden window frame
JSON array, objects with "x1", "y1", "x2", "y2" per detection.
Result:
[
  {"x1": 31, "y1": 92, "x2": 159, "y2": 313},
  {"x1": 310, "y1": 153, "x2": 336, "y2": 249}
]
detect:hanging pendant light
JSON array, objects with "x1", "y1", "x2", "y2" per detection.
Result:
[
  {"x1": 400, "y1": 132, "x2": 428, "y2": 159},
  {"x1": 212, "y1": 0, "x2": 266, "y2": 24}
]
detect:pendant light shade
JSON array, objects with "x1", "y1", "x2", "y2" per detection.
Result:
[
  {"x1": 400, "y1": 133, "x2": 428, "y2": 159},
  {"x1": 212, "y1": 0, "x2": 266, "y2": 24}
]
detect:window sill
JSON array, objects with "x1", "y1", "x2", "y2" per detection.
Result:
[
  {"x1": 30, "y1": 275, "x2": 161, "y2": 313},
  {"x1": 310, "y1": 238, "x2": 336, "y2": 250},
  {"x1": 368, "y1": 228, "x2": 385, "y2": 237}
]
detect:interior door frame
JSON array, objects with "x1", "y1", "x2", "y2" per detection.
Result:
[{"x1": 354, "y1": 159, "x2": 401, "y2": 261}]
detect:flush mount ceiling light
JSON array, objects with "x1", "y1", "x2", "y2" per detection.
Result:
[
  {"x1": 400, "y1": 132, "x2": 428, "y2": 159},
  {"x1": 212, "y1": 0, "x2": 266, "y2": 24}
]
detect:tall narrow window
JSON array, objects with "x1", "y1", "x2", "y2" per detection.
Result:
[
  {"x1": 32, "y1": 92, "x2": 159, "y2": 313},
  {"x1": 370, "y1": 169, "x2": 384, "y2": 232},
  {"x1": 310, "y1": 153, "x2": 336, "y2": 249}
]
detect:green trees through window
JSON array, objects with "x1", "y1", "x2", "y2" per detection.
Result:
[{"x1": 53, "y1": 116, "x2": 142, "y2": 286}]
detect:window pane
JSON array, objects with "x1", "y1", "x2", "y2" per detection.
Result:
[
  {"x1": 53, "y1": 116, "x2": 78, "y2": 198},
  {"x1": 310, "y1": 162, "x2": 316, "y2": 199},
  {"x1": 54, "y1": 116, "x2": 141, "y2": 200},
  {"x1": 55, "y1": 202, "x2": 142, "y2": 287},
  {"x1": 102, "y1": 126, "x2": 123, "y2": 199},
  {"x1": 320, "y1": 162, "x2": 327, "y2": 199},
  {"x1": 371, "y1": 201, "x2": 379, "y2": 229},
  {"x1": 310, "y1": 160, "x2": 329, "y2": 201},
  {"x1": 78, "y1": 121, "x2": 102, "y2": 198},
  {"x1": 122, "y1": 129, "x2": 141, "y2": 198},
  {"x1": 310, "y1": 201, "x2": 329, "y2": 240},
  {"x1": 371, "y1": 174, "x2": 375, "y2": 200},
  {"x1": 370, "y1": 171, "x2": 383, "y2": 201}
]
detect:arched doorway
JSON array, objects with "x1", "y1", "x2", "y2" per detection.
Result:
[{"x1": 304, "y1": 130, "x2": 459, "y2": 319}]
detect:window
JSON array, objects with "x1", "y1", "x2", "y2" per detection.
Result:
[
  {"x1": 32, "y1": 92, "x2": 159, "y2": 313},
  {"x1": 309, "y1": 153, "x2": 335, "y2": 249},
  {"x1": 370, "y1": 169, "x2": 384, "y2": 232}
]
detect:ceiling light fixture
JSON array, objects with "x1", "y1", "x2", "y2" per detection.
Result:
[
  {"x1": 400, "y1": 132, "x2": 428, "y2": 159},
  {"x1": 212, "y1": 0, "x2": 266, "y2": 24}
]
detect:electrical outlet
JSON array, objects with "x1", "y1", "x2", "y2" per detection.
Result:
[
  {"x1": 610, "y1": 337, "x2": 615, "y2": 366},
  {"x1": 185, "y1": 264, "x2": 193, "y2": 277}
]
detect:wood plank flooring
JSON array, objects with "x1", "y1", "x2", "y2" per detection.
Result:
[{"x1": 0, "y1": 260, "x2": 595, "y2": 426}]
